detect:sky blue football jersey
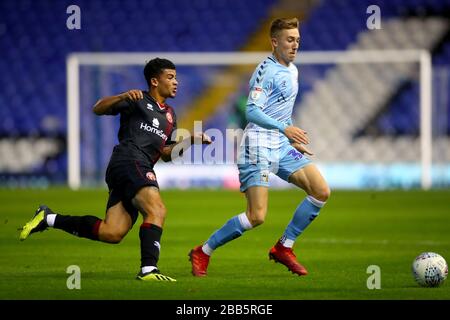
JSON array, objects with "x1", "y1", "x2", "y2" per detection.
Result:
[{"x1": 243, "y1": 55, "x2": 299, "y2": 148}]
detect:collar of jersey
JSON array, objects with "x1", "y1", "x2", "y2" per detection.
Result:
[
  {"x1": 146, "y1": 92, "x2": 168, "y2": 113},
  {"x1": 270, "y1": 54, "x2": 290, "y2": 69}
]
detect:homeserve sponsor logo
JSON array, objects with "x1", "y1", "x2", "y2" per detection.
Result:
[{"x1": 140, "y1": 122, "x2": 168, "y2": 141}]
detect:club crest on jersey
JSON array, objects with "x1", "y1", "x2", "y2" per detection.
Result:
[
  {"x1": 146, "y1": 103, "x2": 154, "y2": 111},
  {"x1": 146, "y1": 172, "x2": 156, "y2": 181},
  {"x1": 260, "y1": 170, "x2": 269, "y2": 183},
  {"x1": 250, "y1": 87, "x2": 262, "y2": 101},
  {"x1": 166, "y1": 112, "x2": 173, "y2": 124},
  {"x1": 152, "y1": 118, "x2": 159, "y2": 128}
]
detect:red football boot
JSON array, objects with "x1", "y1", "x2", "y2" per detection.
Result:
[
  {"x1": 269, "y1": 241, "x2": 308, "y2": 276},
  {"x1": 189, "y1": 245, "x2": 210, "y2": 277}
]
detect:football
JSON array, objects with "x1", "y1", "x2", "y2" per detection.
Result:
[{"x1": 412, "y1": 252, "x2": 448, "y2": 287}]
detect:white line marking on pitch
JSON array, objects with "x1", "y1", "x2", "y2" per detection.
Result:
[{"x1": 302, "y1": 238, "x2": 450, "y2": 246}]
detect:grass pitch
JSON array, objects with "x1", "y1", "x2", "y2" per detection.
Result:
[{"x1": 0, "y1": 188, "x2": 449, "y2": 300}]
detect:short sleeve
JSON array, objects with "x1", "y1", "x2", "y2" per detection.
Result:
[
  {"x1": 247, "y1": 77, "x2": 273, "y2": 109},
  {"x1": 165, "y1": 110, "x2": 178, "y2": 145},
  {"x1": 105, "y1": 98, "x2": 133, "y2": 116}
]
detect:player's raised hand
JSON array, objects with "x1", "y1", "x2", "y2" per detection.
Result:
[
  {"x1": 201, "y1": 133, "x2": 212, "y2": 144},
  {"x1": 121, "y1": 89, "x2": 143, "y2": 101},
  {"x1": 291, "y1": 142, "x2": 314, "y2": 156},
  {"x1": 284, "y1": 126, "x2": 309, "y2": 145},
  {"x1": 191, "y1": 133, "x2": 212, "y2": 145}
]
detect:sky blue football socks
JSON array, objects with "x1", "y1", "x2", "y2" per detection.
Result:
[
  {"x1": 280, "y1": 195, "x2": 325, "y2": 248},
  {"x1": 203, "y1": 213, "x2": 252, "y2": 255},
  {"x1": 203, "y1": 196, "x2": 325, "y2": 255}
]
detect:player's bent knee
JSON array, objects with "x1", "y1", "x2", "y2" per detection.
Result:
[
  {"x1": 108, "y1": 234, "x2": 124, "y2": 244},
  {"x1": 134, "y1": 196, "x2": 167, "y2": 220},
  {"x1": 101, "y1": 231, "x2": 126, "y2": 244},
  {"x1": 150, "y1": 202, "x2": 167, "y2": 219},
  {"x1": 246, "y1": 210, "x2": 266, "y2": 227},
  {"x1": 248, "y1": 217, "x2": 265, "y2": 227},
  {"x1": 99, "y1": 223, "x2": 128, "y2": 244},
  {"x1": 312, "y1": 186, "x2": 331, "y2": 202}
]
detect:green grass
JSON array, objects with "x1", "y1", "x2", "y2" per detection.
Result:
[{"x1": 0, "y1": 188, "x2": 449, "y2": 300}]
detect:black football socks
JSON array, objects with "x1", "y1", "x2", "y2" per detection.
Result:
[
  {"x1": 54, "y1": 214, "x2": 102, "y2": 240},
  {"x1": 139, "y1": 223, "x2": 163, "y2": 268}
]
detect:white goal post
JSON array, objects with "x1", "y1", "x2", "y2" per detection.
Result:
[{"x1": 66, "y1": 50, "x2": 432, "y2": 190}]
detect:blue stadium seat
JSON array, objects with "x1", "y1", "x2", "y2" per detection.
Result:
[
  {"x1": 0, "y1": 0, "x2": 277, "y2": 138},
  {"x1": 1, "y1": 0, "x2": 449, "y2": 181}
]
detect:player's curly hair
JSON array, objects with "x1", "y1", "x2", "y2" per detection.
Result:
[
  {"x1": 144, "y1": 57, "x2": 176, "y2": 86},
  {"x1": 270, "y1": 18, "x2": 299, "y2": 38}
]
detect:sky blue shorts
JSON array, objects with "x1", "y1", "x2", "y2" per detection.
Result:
[{"x1": 237, "y1": 142, "x2": 312, "y2": 192}]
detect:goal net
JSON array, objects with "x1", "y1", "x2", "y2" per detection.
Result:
[{"x1": 67, "y1": 51, "x2": 449, "y2": 190}]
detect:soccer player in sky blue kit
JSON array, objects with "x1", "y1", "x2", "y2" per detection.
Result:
[{"x1": 189, "y1": 18, "x2": 331, "y2": 277}]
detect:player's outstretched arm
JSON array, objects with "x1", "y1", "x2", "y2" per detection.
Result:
[
  {"x1": 92, "y1": 89, "x2": 143, "y2": 115},
  {"x1": 160, "y1": 133, "x2": 211, "y2": 162}
]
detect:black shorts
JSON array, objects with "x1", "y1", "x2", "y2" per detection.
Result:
[{"x1": 105, "y1": 160, "x2": 159, "y2": 225}]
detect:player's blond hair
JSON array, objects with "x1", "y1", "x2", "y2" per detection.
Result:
[{"x1": 270, "y1": 18, "x2": 299, "y2": 38}]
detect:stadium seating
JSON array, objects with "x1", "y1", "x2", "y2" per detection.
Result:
[
  {"x1": 0, "y1": 0, "x2": 276, "y2": 134},
  {"x1": 295, "y1": 0, "x2": 450, "y2": 166},
  {"x1": 0, "y1": 0, "x2": 449, "y2": 184},
  {"x1": 0, "y1": 0, "x2": 276, "y2": 181},
  {"x1": 296, "y1": 16, "x2": 449, "y2": 162}
]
